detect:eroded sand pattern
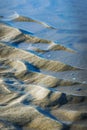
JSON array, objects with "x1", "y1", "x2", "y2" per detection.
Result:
[
  {"x1": 0, "y1": 21, "x2": 87, "y2": 130},
  {"x1": 0, "y1": 1, "x2": 87, "y2": 129}
]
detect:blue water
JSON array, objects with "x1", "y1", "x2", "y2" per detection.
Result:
[
  {"x1": 1, "y1": 0, "x2": 87, "y2": 37},
  {"x1": 0, "y1": 0, "x2": 87, "y2": 69}
]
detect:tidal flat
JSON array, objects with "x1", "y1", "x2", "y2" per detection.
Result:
[{"x1": 0, "y1": 0, "x2": 87, "y2": 130}]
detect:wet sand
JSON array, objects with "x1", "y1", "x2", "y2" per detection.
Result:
[
  {"x1": 0, "y1": 0, "x2": 87, "y2": 129},
  {"x1": 0, "y1": 16, "x2": 87, "y2": 130}
]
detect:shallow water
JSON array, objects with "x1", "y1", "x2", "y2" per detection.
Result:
[
  {"x1": 0, "y1": 0, "x2": 87, "y2": 130},
  {"x1": 1, "y1": 0, "x2": 87, "y2": 76}
]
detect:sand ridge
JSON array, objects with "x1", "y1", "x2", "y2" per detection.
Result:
[{"x1": 0, "y1": 22, "x2": 87, "y2": 130}]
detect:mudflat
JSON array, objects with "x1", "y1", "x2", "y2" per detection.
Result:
[{"x1": 0, "y1": 1, "x2": 87, "y2": 130}]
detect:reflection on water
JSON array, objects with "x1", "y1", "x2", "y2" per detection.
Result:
[
  {"x1": 0, "y1": 1, "x2": 87, "y2": 129},
  {"x1": 1, "y1": 1, "x2": 87, "y2": 37},
  {"x1": 0, "y1": 0, "x2": 87, "y2": 68},
  {"x1": 0, "y1": 11, "x2": 19, "y2": 21},
  {"x1": 0, "y1": 0, "x2": 87, "y2": 66}
]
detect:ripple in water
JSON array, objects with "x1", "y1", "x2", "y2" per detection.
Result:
[{"x1": 0, "y1": 11, "x2": 19, "y2": 21}]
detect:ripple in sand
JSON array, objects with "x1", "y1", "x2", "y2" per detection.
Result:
[{"x1": 0, "y1": 18, "x2": 87, "y2": 130}]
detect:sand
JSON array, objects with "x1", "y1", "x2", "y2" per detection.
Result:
[{"x1": 0, "y1": 18, "x2": 87, "y2": 130}]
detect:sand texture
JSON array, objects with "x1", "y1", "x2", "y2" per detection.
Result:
[{"x1": 0, "y1": 20, "x2": 87, "y2": 130}]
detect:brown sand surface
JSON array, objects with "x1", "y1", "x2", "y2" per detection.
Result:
[{"x1": 0, "y1": 21, "x2": 87, "y2": 130}]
